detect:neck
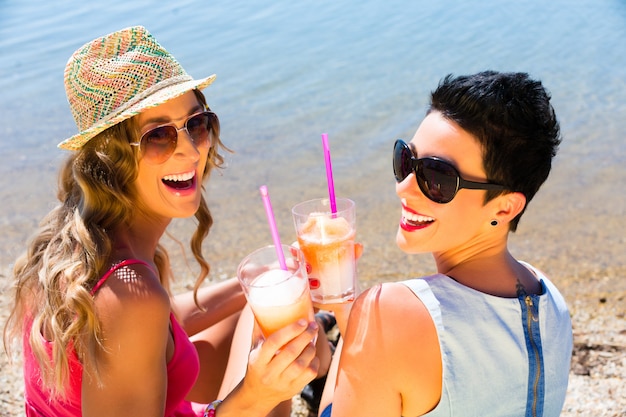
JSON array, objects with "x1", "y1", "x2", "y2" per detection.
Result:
[
  {"x1": 109, "y1": 213, "x2": 170, "y2": 263},
  {"x1": 435, "y1": 246, "x2": 541, "y2": 298}
]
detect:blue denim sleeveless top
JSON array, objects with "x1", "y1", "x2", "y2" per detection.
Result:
[{"x1": 401, "y1": 263, "x2": 572, "y2": 417}]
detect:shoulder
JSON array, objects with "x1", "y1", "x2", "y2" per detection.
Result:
[
  {"x1": 95, "y1": 261, "x2": 169, "y2": 300},
  {"x1": 93, "y1": 261, "x2": 171, "y2": 331},
  {"x1": 82, "y1": 261, "x2": 172, "y2": 414},
  {"x1": 349, "y1": 281, "x2": 435, "y2": 333},
  {"x1": 339, "y1": 281, "x2": 442, "y2": 415},
  {"x1": 345, "y1": 280, "x2": 440, "y2": 368}
]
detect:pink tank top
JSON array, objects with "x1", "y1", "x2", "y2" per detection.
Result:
[{"x1": 23, "y1": 260, "x2": 206, "y2": 416}]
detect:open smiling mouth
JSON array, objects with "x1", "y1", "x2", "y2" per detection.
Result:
[
  {"x1": 402, "y1": 209, "x2": 435, "y2": 227},
  {"x1": 162, "y1": 171, "x2": 195, "y2": 190}
]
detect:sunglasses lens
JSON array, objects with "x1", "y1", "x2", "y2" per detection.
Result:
[
  {"x1": 141, "y1": 126, "x2": 178, "y2": 164},
  {"x1": 393, "y1": 141, "x2": 414, "y2": 182},
  {"x1": 139, "y1": 112, "x2": 218, "y2": 164},
  {"x1": 185, "y1": 112, "x2": 215, "y2": 147},
  {"x1": 419, "y1": 159, "x2": 459, "y2": 203}
]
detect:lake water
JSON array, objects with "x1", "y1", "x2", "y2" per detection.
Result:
[{"x1": 0, "y1": 0, "x2": 624, "y2": 287}]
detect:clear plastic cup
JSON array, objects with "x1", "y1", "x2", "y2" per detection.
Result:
[
  {"x1": 292, "y1": 198, "x2": 357, "y2": 304},
  {"x1": 237, "y1": 244, "x2": 315, "y2": 338}
]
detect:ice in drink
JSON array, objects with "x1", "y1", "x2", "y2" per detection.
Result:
[
  {"x1": 293, "y1": 198, "x2": 357, "y2": 304},
  {"x1": 247, "y1": 269, "x2": 315, "y2": 337}
]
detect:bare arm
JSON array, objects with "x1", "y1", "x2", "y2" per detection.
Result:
[
  {"x1": 82, "y1": 263, "x2": 172, "y2": 416},
  {"x1": 323, "y1": 282, "x2": 442, "y2": 417},
  {"x1": 172, "y1": 277, "x2": 246, "y2": 337}
]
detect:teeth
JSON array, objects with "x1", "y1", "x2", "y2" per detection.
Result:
[
  {"x1": 402, "y1": 209, "x2": 434, "y2": 223},
  {"x1": 163, "y1": 171, "x2": 195, "y2": 182}
]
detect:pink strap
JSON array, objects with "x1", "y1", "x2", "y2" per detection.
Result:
[{"x1": 90, "y1": 259, "x2": 153, "y2": 295}]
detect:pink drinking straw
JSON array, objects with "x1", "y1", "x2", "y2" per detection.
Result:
[
  {"x1": 321, "y1": 133, "x2": 337, "y2": 214},
  {"x1": 259, "y1": 185, "x2": 288, "y2": 270}
]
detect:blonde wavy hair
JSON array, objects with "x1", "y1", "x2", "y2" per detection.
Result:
[{"x1": 3, "y1": 90, "x2": 227, "y2": 397}]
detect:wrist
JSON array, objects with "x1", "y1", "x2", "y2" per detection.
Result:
[{"x1": 215, "y1": 380, "x2": 277, "y2": 417}]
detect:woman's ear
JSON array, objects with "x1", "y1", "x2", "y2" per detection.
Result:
[{"x1": 493, "y1": 191, "x2": 526, "y2": 224}]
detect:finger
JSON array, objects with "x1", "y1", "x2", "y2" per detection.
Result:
[
  {"x1": 267, "y1": 320, "x2": 318, "y2": 365},
  {"x1": 256, "y1": 319, "x2": 312, "y2": 363},
  {"x1": 279, "y1": 340, "x2": 320, "y2": 384},
  {"x1": 252, "y1": 341, "x2": 319, "y2": 402},
  {"x1": 354, "y1": 242, "x2": 363, "y2": 260}
]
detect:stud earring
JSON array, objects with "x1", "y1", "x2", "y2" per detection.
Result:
[{"x1": 490, "y1": 220, "x2": 499, "y2": 227}]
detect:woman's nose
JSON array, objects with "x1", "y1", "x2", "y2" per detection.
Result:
[{"x1": 173, "y1": 129, "x2": 201, "y2": 161}]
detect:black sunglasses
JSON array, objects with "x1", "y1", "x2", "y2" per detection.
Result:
[
  {"x1": 131, "y1": 111, "x2": 219, "y2": 164},
  {"x1": 393, "y1": 139, "x2": 507, "y2": 203}
]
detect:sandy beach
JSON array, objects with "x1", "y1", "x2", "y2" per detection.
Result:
[
  {"x1": 2, "y1": 224, "x2": 625, "y2": 416},
  {"x1": 1, "y1": 119, "x2": 625, "y2": 416},
  {"x1": 1, "y1": 268, "x2": 625, "y2": 416}
]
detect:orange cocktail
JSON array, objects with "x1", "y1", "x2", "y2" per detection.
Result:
[
  {"x1": 292, "y1": 198, "x2": 357, "y2": 304},
  {"x1": 237, "y1": 245, "x2": 315, "y2": 339},
  {"x1": 247, "y1": 269, "x2": 315, "y2": 336}
]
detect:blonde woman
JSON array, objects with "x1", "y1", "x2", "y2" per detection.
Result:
[{"x1": 4, "y1": 26, "x2": 325, "y2": 417}]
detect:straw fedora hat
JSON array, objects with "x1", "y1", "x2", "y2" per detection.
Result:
[{"x1": 58, "y1": 26, "x2": 216, "y2": 150}]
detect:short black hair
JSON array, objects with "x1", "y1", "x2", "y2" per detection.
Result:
[{"x1": 429, "y1": 71, "x2": 562, "y2": 231}]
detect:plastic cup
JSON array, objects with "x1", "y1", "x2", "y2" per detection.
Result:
[
  {"x1": 292, "y1": 198, "x2": 357, "y2": 304},
  {"x1": 237, "y1": 244, "x2": 315, "y2": 338}
]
